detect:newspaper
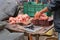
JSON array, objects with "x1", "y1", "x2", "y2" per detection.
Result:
[{"x1": 24, "y1": 24, "x2": 43, "y2": 33}]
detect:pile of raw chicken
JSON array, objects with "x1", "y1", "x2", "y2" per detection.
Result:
[
  {"x1": 9, "y1": 13, "x2": 49, "y2": 25},
  {"x1": 9, "y1": 14, "x2": 30, "y2": 25},
  {"x1": 34, "y1": 12, "x2": 48, "y2": 20},
  {"x1": 32, "y1": 13, "x2": 49, "y2": 26}
]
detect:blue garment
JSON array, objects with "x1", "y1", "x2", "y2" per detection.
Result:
[
  {"x1": 47, "y1": 0, "x2": 60, "y2": 33},
  {"x1": 40, "y1": 0, "x2": 48, "y2": 4},
  {"x1": 58, "y1": 33, "x2": 60, "y2": 40}
]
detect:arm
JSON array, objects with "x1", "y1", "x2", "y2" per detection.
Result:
[
  {"x1": 34, "y1": 7, "x2": 48, "y2": 19},
  {"x1": 35, "y1": 0, "x2": 56, "y2": 18},
  {"x1": 39, "y1": 7, "x2": 48, "y2": 13},
  {"x1": 40, "y1": 0, "x2": 56, "y2": 13}
]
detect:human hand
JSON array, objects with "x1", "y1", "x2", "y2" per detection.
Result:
[
  {"x1": 39, "y1": 13, "x2": 48, "y2": 20},
  {"x1": 34, "y1": 11, "x2": 43, "y2": 19}
]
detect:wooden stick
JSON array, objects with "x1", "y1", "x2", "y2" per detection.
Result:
[{"x1": 28, "y1": 34, "x2": 33, "y2": 40}]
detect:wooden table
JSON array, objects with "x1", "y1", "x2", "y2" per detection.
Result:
[
  {"x1": 26, "y1": 24, "x2": 54, "y2": 40},
  {"x1": 5, "y1": 23, "x2": 54, "y2": 40},
  {"x1": 6, "y1": 16, "x2": 53, "y2": 40}
]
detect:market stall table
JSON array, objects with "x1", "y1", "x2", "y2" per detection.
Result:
[
  {"x1": 5, "y1": 23, "x2": 54, "y2": 40},
  {"x1": 5, "y1": 16, "x2": 54, "y2": 40},
  {"x1": 5, "y1": 24, "x2": 25, "y2": 32},
  {"x1": 25, "y1": 24, "x2": 54, "y2": 40}
]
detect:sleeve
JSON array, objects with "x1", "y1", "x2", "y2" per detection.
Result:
[{"x1": 47, "y1": 0, "x2": 56, "y2": 12}]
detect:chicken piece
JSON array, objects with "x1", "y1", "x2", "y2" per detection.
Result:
[
  {"x1": 9, "y1": 17, "x2": 16, "y2": 22},
  {"x1": 9, "y1": 17, "x2": 16, "y2": 24},
  {"x1": 23, "y1": 14, "x2": 30, "y2": 21},
  {"x1": 15, "y1": 16, "x2": 23, "y2": 23}
]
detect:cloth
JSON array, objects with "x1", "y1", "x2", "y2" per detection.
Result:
[
  {"x1": 47, "y1": 0, "x2": 56, "y2": 11},
  {"x1": 47, "y1": 0, "x2": 60, "y2": 33},
  {"x1": 0, "y1": 29, "x2": 24, "y2": 40}
]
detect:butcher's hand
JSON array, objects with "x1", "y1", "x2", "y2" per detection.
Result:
[
  {"x1": 34, "y1": 7, "x2": 48, "y2": 19},
  {"x1": 34, "y1": 11, "x2": 43, "y2": 19}
]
